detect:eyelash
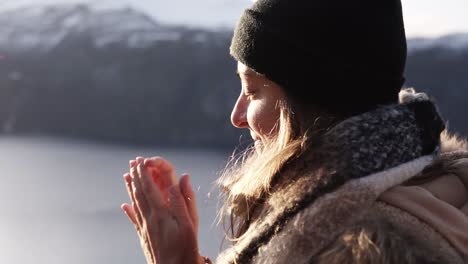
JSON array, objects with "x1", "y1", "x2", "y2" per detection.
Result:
[{"x1": 244, "y1": 90, "x2": 256, "y2": 99}]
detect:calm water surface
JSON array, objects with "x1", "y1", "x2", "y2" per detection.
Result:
[{"x1": 0, "y1": 136, "x2": 228, "y2": 263}]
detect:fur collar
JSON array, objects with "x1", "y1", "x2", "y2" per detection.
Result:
[{"x1": 216, "y1": 89, "x2": 462, "y2": 264}]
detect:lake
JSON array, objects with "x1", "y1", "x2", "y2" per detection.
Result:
[{"x1": 0, "y1": 136, "x2": 230, "y2": 263}]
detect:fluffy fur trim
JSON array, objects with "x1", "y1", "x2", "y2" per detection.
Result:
[
  {"x1": 250, "y1": 156, "x2": 435, "y2": 264},
  {"x1": 441, "y1": 130, "x2": 468, "y2": 153},
  {"x1": 216, "y1": 89, "x2": 463, "y2": 264},
  {"x1": 399, "y1": 87, "x2": 430, "y2": 104}
]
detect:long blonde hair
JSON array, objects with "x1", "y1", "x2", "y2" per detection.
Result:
[{"x1": 217, "y1": 98, "x2": 338, "y2": 240}]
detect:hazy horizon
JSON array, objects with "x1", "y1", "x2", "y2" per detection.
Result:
[{"x1": 0, "y1": 0, "x2": 467, "y2": 38}]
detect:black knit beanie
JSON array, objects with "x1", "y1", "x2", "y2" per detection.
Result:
[{"x1": 230, "y1": 0, "x2": 407, "y2": 116}]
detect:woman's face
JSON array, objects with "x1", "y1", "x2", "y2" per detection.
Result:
[{"x1": 231, "y1": 62, "x2": 286, "y2": 147}]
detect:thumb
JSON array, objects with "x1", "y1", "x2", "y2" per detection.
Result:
[
  {"x1": 180, "y1": 174, "x2": 199, "y2": 230},
  {"x1": 168, "y1": 185, "x2": 191, "y2": 226}
]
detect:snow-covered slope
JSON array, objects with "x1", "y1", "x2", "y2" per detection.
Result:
[
  {"x1": 0, "y1": 4, "x2": 205, "y2": 51},
  {"x1": 0, "y1": 0, "x2": 251, "y2": 29},
  {"x1": 407, "y1": 33, "x2": 468, "y2": 53},
  {"x1": 1, "y1": 4, "x2": 468, "y2": 54}
]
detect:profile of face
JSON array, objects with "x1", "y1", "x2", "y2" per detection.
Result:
[{"x1": 231, "y1": 62, "x2": 286, "y2": 147}]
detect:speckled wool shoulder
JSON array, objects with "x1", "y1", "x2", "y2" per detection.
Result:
[{"x1": 216, "y1": 89, "x2": 448, "y2": 264}]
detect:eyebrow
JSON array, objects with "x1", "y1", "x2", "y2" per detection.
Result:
[{"x1": 236, "y1": 69, "x2": 258, "y2": 77}]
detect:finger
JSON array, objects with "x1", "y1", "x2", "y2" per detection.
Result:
[
  {"x1": 124, "y1": 172, "x2": 133, "y2": 198},
  {"x1": 130, "y1": 166, "x2": 147, "y2": 224},
  {"x1": 136, "y1": 156, "x2": 145, "y2": 165},
  {"x1": 132, "y1": 166, "x2": 149, "y2": 211},
  {"x1": 145, "y1": 157, "x2": 176, "y2": 177},
  {"x1": 168, "y1": 185, "x2": 191, "y2": 226},
  {"x1": 180, "y1": 174, "x2": 199, "y2": 229},
  {"x1": 125, "y1": 172, "x2": 143, "y2": 226},
  {"x1": 121, "y1": 203, "x2": 138, "y2": 227},
  {"x1": 144, "y1": 157, "x2": 178, "y2": 189},
  {"x1": 123, "y1": 173, "x2": 137, "y2": 209},
  {"x1": 138, "y1": 163, "x2": 167, "y2": 213},
  {"x1": 131, "y1": 167, "x2": 160, "y2": 264},
  {"x1": 122, "y1": 173, "x2": 139, "y2": 227},
  {"x1": 129, "y1": 159, "x2": 137, "y2": 168}
]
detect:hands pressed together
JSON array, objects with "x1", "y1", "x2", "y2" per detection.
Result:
[{"x1": 121, "y1": 156, "x2": 210, "y2": 264}]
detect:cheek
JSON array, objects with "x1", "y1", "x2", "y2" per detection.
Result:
[{"x1": 247, "y1": 101, "x2": 279, "y2": 135}]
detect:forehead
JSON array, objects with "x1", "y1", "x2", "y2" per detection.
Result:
[{"x1": 237, "y1": 62, "x2": 258, "y2": 75}]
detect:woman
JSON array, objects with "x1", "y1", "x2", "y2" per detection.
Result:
[{"x1": 121, "y1": 0, "x2": 468, "y2": 263}]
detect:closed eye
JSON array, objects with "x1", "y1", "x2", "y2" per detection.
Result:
[{"x1": 244, "y1": 90, "x2": 257, "y2": 99}]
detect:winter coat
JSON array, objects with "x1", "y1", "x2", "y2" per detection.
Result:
[{"x1": 216, "y1": 89, "x2": 468, "y2": 264}]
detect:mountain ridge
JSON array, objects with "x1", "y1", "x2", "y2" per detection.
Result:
[
  {"x1": 0, "y1": 3, "x2": 467, "y2": 148},
  {"x1": 1, "y1": 4, "x2": 468, "y2": 53}
]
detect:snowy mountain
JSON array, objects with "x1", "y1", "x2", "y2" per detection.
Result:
[
  {"x1": 0, "y1": 4, "x2": 226, "y2": 52},
  {"x1": 0, "y1": 4, "x2": 467, "y2": 146},
  {"x1": 0, "y1": 0, "x2": 251, "y2": 30},
  {"x1": 407, "y1": 33, "x2": 468, "y2": 53},
  {"x1": 1, "y1": 4, "x2": 468, "y2": 54}
]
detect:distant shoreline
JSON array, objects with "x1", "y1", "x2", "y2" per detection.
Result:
[{"x1": 0, "y1": 133, "x2": 238, "y2": 154}]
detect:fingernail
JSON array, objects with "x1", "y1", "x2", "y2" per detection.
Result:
[
  {"x1": 125, "y1": 177, "x2": 132, "y2": 185},
  {"x1": 129, "y1": 160, "x2": 136, "y2": 167}
]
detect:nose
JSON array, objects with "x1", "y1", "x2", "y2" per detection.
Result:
[{"x1": 231, "y1": 94, "x2": 248, "y2": 129}]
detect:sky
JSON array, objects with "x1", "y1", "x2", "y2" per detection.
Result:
[{"x1": 0, "y1": 0, "x2": 467, "y2": 38}]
